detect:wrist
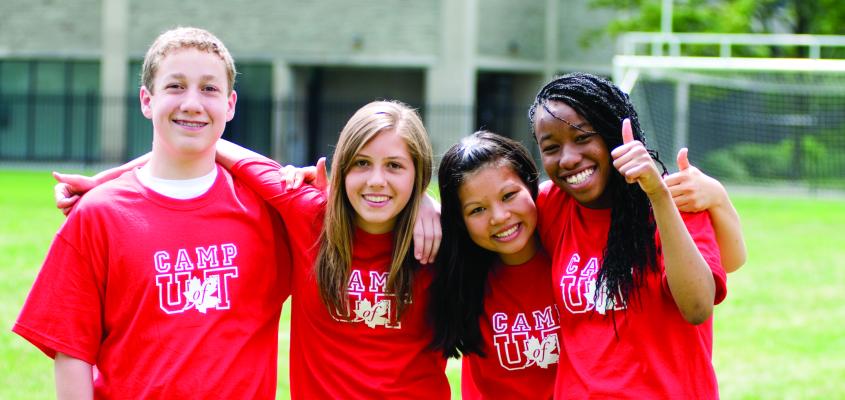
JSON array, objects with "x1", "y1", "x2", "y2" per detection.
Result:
[{"x1": 645, "y1": 184, "x2": 672, "y2": 205}]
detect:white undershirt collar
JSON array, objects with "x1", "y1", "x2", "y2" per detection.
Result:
[{"x1": 137, "y1": 165, "x2": 218, "y2": 199}]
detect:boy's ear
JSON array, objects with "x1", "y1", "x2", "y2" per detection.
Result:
[
  {"x1": 226, "y1": 90, "x2": 237, "y2": 122},
  {"x1": 139, "y1": 86, "x2": 153, "y2": 119}
]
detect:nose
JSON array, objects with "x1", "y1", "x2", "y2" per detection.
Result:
[
  {"x1": 366, "y1": 165, "x2": 386, "y2": 187},
  {"x1": 489, "y1": 203, "x2": 511, "y2": 226},
  {"x1": 558, "y1": 144, "x2": 580, "y2": 170},
  {"x1": 180, "y1": 89, "x2": 204, "y2": 114}
]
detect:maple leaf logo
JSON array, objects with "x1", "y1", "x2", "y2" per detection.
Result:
[
  {"x1": 353, "y1": 298, "x2": 390, "y2": 328},
  {"x1": 182, "y1": 276, "x2": 221, "y2": 314},
  {"x1": 586, "y1": 279, "x2": 615, "y2": 315},
  {"x1": 523, "y1": 335, "x2": 559, "y2": 369}
]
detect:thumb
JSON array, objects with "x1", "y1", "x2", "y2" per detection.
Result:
[
  {"x1": 53, "y1": 171, "x2": 84, "y2": 191},
  {"x1": 676, "y1": 148, "x2": 690, "y2": 171},
  {"x1": 621, "y1": 118, "x2": 634, "y2": 144},
  {"x1": 53, "y1": 171, "x2": 97, "y2": 193},
  {"x1": 315, "y1": 157, "x2": 328, "y2": 190},
  {"x1": 52, "y1": 171, "x2": 68, "y2": 183}
]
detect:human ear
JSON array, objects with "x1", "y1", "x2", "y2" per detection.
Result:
[
  {"x1": 226, "y1": 90, "x2": 238, "y2": 122},
  {"x1": 139, "y1": 86, "x2": 153, "y2": 119}
]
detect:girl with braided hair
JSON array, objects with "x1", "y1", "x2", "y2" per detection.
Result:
[
  {"x1": 427, "y1": 125, "x2": 740, "y2": 398},
  {"x1": 529, "y1": 72, "x2": 728, "y2": 398}
]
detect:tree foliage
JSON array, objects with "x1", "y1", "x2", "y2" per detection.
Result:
[
  {"x1": 589, "y1": 0, "x2": 845, "y2": 35},
  {"x1": 585, "y1": 0, "x2": 845, "y2": 57}
]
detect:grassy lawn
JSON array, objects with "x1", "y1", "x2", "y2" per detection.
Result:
[{"x1": 1, "y1": 169, "x2": 843, "y2": 399}]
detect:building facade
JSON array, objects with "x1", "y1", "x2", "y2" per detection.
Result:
[{"x1": 0, "y1": 0, "x2": 618, "y2": 165}]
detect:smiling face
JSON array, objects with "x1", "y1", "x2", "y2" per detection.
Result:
[
  {"x1": 458, "y1": 163, "x2": 538, "y2": 265},
  {"x1": 533, "y1": 100, "x2": 612, "y2": 209},
  {"x1": 344, "y1": 128, "x2": 416, "y2": 234},
  {"x1": 141, "y1": 48, "x2": 236, "y2": 163}
]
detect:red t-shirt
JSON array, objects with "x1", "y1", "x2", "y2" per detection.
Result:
[
  {"x1": 231, "y1": 158, "x2": 450, "y2": 399},
  {"x1": 14, "y1": 166, "x2": 291, "y2": 399},
  {"x1": 536, "y1": 181, "x2": 727, "y2": 399},
  {"x1": 461, "y1": 250, "x2": 558, "y2": 400}
]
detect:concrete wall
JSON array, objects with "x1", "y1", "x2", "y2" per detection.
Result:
[
  {"x1": 0, "y1": 0, "x2": 101, "y2": 56},
  {"x1": 557, "y1": 0, "x2": 617, "y2": 75},
  {"x1": 127, "y1": 0, "x2": 439, "y2": 62},
  {"x1": 478, "y1": 0, "x2": 545, "y2": 61},
  {"x1": 0, "y1": 0, "x2": 618, "y2": 68}
]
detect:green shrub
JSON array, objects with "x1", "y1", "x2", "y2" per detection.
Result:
[
  {"x1": 702, "y1": 134, "x2": 845, "y2": 182},
  {"x1": 701, "y1": 150, "x2": 750, "y2": 180}
]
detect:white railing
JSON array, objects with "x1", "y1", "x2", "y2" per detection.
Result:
[{"x1": 618, "y1": 32, "x2": 845, "y2": 59}]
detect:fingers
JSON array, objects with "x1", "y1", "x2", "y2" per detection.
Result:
[
  {"x1": 315, "y1": 157, "x2": 328, "y2": 192},
  {"x1": 279, "y1": 165, "x2": 295, "y2": 188},
  {"x1": 421, "y1": 216, "x2": 435, "y2": 264},
  {"x1": 292, "y1": 170, "x2": 306, "y2": 189},
  {"x1": 54, "y1": 181, "x2": 80, "y2": 216},
  {"x1": 612, "y1": 139, "x2": 662, "y2": 191},
  {"x1": 53, "y1": 171, "x2": 96, "y2": 193},
  {"x1": 677, "y1": 147, "x2": 690, "y2": 171},
  {"x1": 280, "y1": 165, "x2": 316, "y2": 190},
  {"x1": 427, "y1": 216, "x2": 441, "y2": 264},
  {"x1": 668, "y1": 180, "x2": 688, "y2": 199},
  {"x1": 413, "y1": 217, "x2": 429, "y2": 263},
  {"x1": 413, "y1": 192, "x2": 443, "y2": 264},
  {"x1": 664, "y1": 172, "x2": 683, "y2": 188},
  {"x1": 673, "y1": 196, "x2": 694, "y2": 213},
  {"x1": 621, "y1": 118, "x2": 634, "y2": 144},
  {"x1": 616, "y1": 162, "x2": 652, "y2": 184}
]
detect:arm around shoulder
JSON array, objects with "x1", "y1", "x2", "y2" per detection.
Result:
[
  {"x1": 215, "y1": 138, "x2": 274, "y2": 169},
  {"x1": 665, "y1": 156, "x2": 746, "y2": 272},
  {"x1": 705, "y1": 185, "x2": 746, "y2": 273}
]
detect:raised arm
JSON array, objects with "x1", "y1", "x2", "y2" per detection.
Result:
[
  {"x1": 214, "y1": 138, "x2": 272, "y2": 169},
  {"x1": 54, "y1": 152, "x2": 151, "y2": 215},
  {"x1": 55, "y1": 353, "x2": 93, "y2": 400},
  {"x1": 612, "y1": 119, "x2": 715, "y2": 325},
  {"x1": 665, "y1": 148, "x2": 746, "y2": 272}
]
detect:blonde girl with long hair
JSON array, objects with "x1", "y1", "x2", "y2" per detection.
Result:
[{"x1": 217, "y1": 100, "x2": 450, "y2": 399}]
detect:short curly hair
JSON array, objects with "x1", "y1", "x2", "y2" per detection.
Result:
[{"x1": 140, "y1": 27, "x2": 236, "y2": 94}]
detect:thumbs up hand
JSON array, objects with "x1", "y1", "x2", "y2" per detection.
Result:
[
  {"x1": 611, "y1": 118, "x2": 664, "y2": 196},
  {"x1": 664, "y1": 148, "x2": 723, "y2": 212},
  {"x1": 676, "y1": 147, "x2": 690, "y2": 171}
]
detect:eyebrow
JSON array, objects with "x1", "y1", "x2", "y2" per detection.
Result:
[
  {"x1": 163, "y1": 73, "x2": 222, "y2": 82},
  {"x1": 355, "y1": 153, "x2": 411, "y2": 162},
  {"x1": 541, "y1": 103, "x2": 597, "y2": 134},
  {"x1": 461, "y1": 199, "x2": 482, "y2": 212}
]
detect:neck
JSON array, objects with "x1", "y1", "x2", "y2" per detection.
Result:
[
  {"x1": 499, "y1": 236, "x2": 538, "y2": 266},
  {"x1": 148, "y1": 149, "x2": 216, "y2": 179}
]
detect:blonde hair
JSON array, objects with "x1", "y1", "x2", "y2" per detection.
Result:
[
  {"x1": 140, "y1": 27, "x2": 237, "y2": 93},
  {"x1": 316, "y1": 100, "x2": 433, "y2": 318}
]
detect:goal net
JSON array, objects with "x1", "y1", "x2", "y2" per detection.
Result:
[{"x1": 614, "y1": 49, "x2": 845, "y2": 188}]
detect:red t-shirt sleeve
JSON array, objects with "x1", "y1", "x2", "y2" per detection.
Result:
[
  {"x1": 13, "y1": 214, "x2": 105, "y2": 364},
  {"x1": 230, "y1": 157, "x2": 327, "y2": 255},
  {"x1": 657, "y1": 211, "x2": 728, "y2": 306},
  {"x1": 230, "y1": 158, "x2": 326, "y2": 217}
]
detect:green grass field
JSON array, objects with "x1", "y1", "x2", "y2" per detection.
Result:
[{"x1": 1, "y1": 170, "x2": 843, "y2": 399}]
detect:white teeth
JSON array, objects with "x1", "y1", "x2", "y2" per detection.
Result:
[
  {"x1": 494, "y1": 225, "x2": 518, "y2": 238},
  {"x1": 176, "y1": 121, "x2": 206, "y2": 127},
  {"x1": 565, "y1": 168, "x2": 594, "y2": 185},
  {"x1": 364, "y1": 195, "x2": 389, "y2": 203}
]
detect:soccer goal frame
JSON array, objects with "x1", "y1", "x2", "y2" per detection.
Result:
[{"x1": 612, "y1": 33, "x2": 845, "y2": 163}]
